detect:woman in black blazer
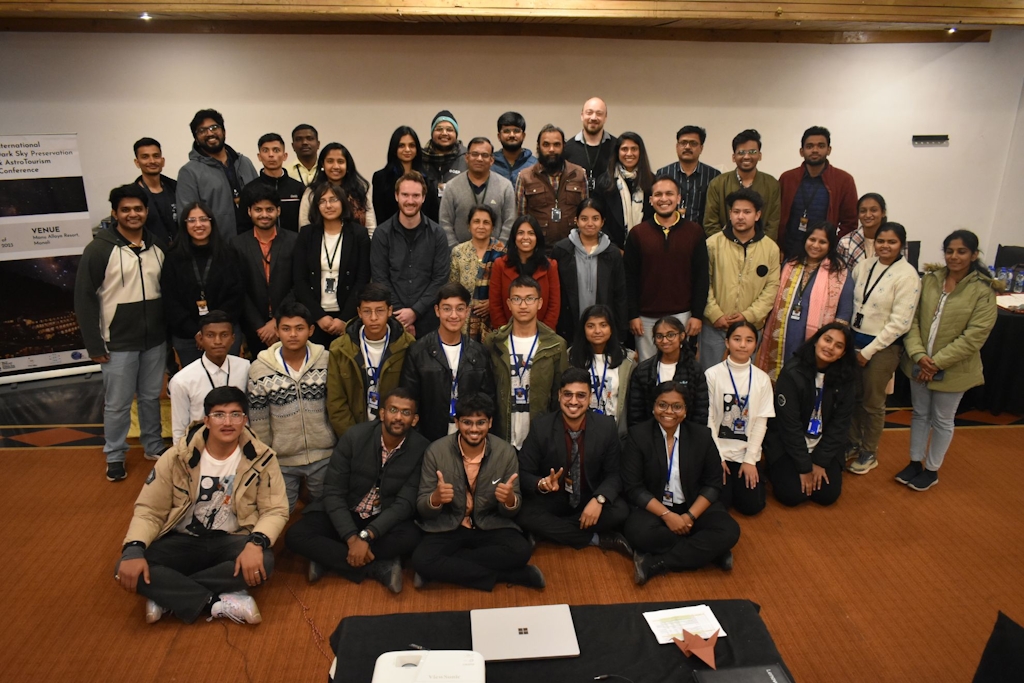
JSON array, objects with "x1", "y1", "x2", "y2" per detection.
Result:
[
  {"x1": 292, "y1": 183, "x2": 371, "y2": 347},
  {"x1": 550, "y1": 199, "x2": 628, "y2": 344},
  {"x1": 622, "y1": 381, "x2": 740, "y2": 585},
  {"x1": 764, "y1": 322, "x2": 855, "y2": 507}
]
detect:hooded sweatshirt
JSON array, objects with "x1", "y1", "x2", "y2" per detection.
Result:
[
  {"x1": 176, "y1": 143, "x2": 258, "y2": 240},
  {"x1": 568, "y1": 229, "x2": 612, "y2": 313}
]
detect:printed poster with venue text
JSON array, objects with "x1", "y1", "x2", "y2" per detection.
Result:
[{"x1": 0, "y1": 134, "x2": 92, "y2": 377}]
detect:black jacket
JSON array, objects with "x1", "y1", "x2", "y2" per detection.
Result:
[
  {"x1": 764, "y1": 357, "x2": 855, "y2": 473},
  {"x1": 372, "y1": 166, "x2": 439, "y2": 226},
  {"x1": 593, "y1": 172, "x2": 654, "y2": 250},
  {"x1": 399, "y1": 331, "x2": 497, "y2": 442},
  {"x1": 160, "y1": 242, "x2": 244, "y2": 339},
  {"x1": 304, "y1": 421, "x2": 429, "y2": 541},
  {"x1": 135, "y1": 175, "x2": 178, "y2": 246},
  {"x1": 517, "y1": 409, "x2": 623, "y2": 503},
  {"x1": 622, "y1": 418, "x2": 721, "y2": 510},
  {"x1": 550, "y1": 237, "x2": 629, "y2": 344},
  {"x1": 242, "y1": 170, "x2": 306, "y2": 233},
  {"x1": 626, "y1": 346, "x2": 709, "y2": 428},
  {"x1": 292, "y1": 221, "x2": 371, "y2": 321},
  {"x1": 232, "y1": 229, "x2": 297, "y2": 335}
]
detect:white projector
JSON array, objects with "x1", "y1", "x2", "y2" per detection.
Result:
[{"x1": 368, "y1": 650, "x2": 485, "y2": 683}]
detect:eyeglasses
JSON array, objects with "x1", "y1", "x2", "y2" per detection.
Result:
[
  {"x1": 734, "y1": 149, "x2": 761, "y2": 156},
  {"x1": 209, "y1": 411, "x2": 246, "y2": 422},
  {"x1": 677, "y1": 140, "x2": 701, "y2": 148},
  {"x1": 318, "y1": 197, "x2": 341, "y2": 206},
  {"x1": 439, "y1": 305, "x2": 468, "y2": 315},
  {"x1": 654, "y1": 332, "x2": 680, "y2": 341},
  {"x1": 500, "y1": 127, "x2": 523, "y2": 135},
  {"x1": 459, "y1": 417, "x2": 490, "y2": 428},
  {"x1": 196, "y1": 124, "x2": 222, "y2": 135},
  {"x1": 560, "y1": 390, "x2": 590, "y2": 402},
  {"x1": 467, "y1": 152, "x2": 492, "y2": 159},
  {"x1": 385, "y1": 406, "x2": 414, "y2": 417},
  {"x1": 434, "y1": 126, "x2": 456, "y2": 135},
  {"x1": 185, "y1": 216, "x2": 212, "y2": 224},
  {"x1": 509, "y1": 296, "x2": 540, "y2": 305},
  {"x1": 655, "y1": 401, "x2": 686, "y2": 413}
]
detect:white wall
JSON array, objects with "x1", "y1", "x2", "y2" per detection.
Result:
[
  {"x1": 2, "y1": 29, "x2": 1023, "y2": 261},
  {"x1": 991, "y1": 73, "x2": 1024, "y2": 261}
]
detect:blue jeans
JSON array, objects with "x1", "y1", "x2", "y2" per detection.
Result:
[
  {"x1": 909, "y1": 381, "x2": 964, "y2": 471},
  {"x1": 101, "y1": 344, "x2": 166, "y2": 463}
]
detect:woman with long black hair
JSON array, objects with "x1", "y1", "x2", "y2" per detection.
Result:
[
  {"x1": 568, "y1": 304, "x2": 635, "y2": 433},
  {"x1": 488, "y1": 215, "x2": 560, "y2": 330},
  {"x1": 371, "y1": 126, "x2": 437, "y2": 224},
  {"x1": 593, "y1": 132, "x2": 655, "y2": 250},
  {"x1": 298, "y1": 143, "x2": 375, "y2": 234}
]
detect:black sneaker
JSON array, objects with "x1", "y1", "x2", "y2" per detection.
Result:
[
  {"x1": 366, "y1": 558, "x2": 403, "y2": 594},
  {"x1": 597, "y1": 532, "x2": 634, "y2": 558},
  {"x1": 714, "y1": 550, "x2": 734, "y2": 571},
  {"x1": 894, "y1": 461, "x2": 923, "y2": 485},
  {"x1": 907, "y1": 469, "x2": 939, "y2": 492},
  {"x1": 500, "y1": 564, "x2": 546, "y2": 589},
  {"x1": 106, "y1": 462, "x2": 127, "y2": 482},
  {"x1": 633, "y1": 552, "x2": 652, "y2": 586},
  {"x1": 307, "y1": 560, "x2": 325, "y2": 585}
]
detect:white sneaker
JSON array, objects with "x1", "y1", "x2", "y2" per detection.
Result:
[
  {"x1": 145, "y1": 599, "x2": 168, "y2": 624},
  {"x1": 211, "y1": 590, "x2": 262, "y2": 624}
]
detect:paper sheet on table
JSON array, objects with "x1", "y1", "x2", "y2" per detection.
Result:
[
  {"x1": 642, "y1": 605, "x2": 727, "y2": 643},
  {"x1": 996, "y1": 293, "x2": 1024, "y2": 311}
]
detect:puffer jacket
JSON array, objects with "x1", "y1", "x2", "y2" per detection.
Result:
[
  {"x1": 704, "y1": 225, "x2": 781, "y2": 329},
  {"x1": 626, "y1": 345, "x2": 709, "y2": 428},
  {"x1": 900, "y1": 266, "x2": 999, "y2": 393}
]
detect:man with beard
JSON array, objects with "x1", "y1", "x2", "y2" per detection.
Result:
[
  {"x1": 290, "y1": 124, "x2": 320, "y2": 187},
  {"x1": 624, "y1": 175, "x2": 709, "y2": 361},
  {"x1": 176, "y1": 108, "x2": 258, "y2": 239},
  {"x1": 420, "y1": 111, "x2": 467, "y2": 216},
  {"x1": 370, "y1": 172, "x2": 451, "y2": 338},
  {"x1": 655, "y1": 125, "x2": 720, "y2": 231},
  {"x1": 777, "y1": 126, "x2": 858, "y2": 258},
  {"x1": 286, "y1": 388, "x2": 429, "y2": 593},
  {"x1": 491, "y1": 111, "x2": 537, "y2": 187},
  {"x1": 704, "y1": 129, "x2": 781, "y2": 241},
  {"x1": 515, "y1": 124, "x2": 588, "y2": 248},
  {"x1": 439, "y1": 137, "x2": 516, "y2": 245},
  {"x1": 133, "y1": 137, "x2": 177, "y2": 245},
  {"x1": 563, "y1": 97, "x2": 617, "y2": 192},
  {"x1": 241, "y1": 133, "x2": 305, "y2": 233}
]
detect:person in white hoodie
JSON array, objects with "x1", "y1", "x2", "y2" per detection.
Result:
[
  {"x1": 247, "y1": 301, "x2": 336, "y2": 512},
  {"x1": 705, "y1": 320, "x2": 774, "y2": 516}
]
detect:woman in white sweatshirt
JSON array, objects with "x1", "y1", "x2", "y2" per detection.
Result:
[{"x1": 705, "y1": 320, "x2": 775, "y2": 515}]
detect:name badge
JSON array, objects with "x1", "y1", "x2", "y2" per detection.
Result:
[
  {"x1": 367, "y1": 390, "x2": 379, "y2": 412},
  {"x1": 789, "y1": 305, "x2": 802, "y2": 321},
  {"x1": 662, "y1": 487, "x2": 674, "y2": 506},
  {"x1": 449, "y1": 397, "x2": 457, "y2": 419},
  {"x1": 799, "y1": 213, "x2": 809, "y2": 232},
  {"x1": 564, "y1": 475, "x2": 574, "y2": 495},
  {"x1": 437, "y1": 183, "x2": 445, "y2": 199},
  {"x1": 807, "y1": 417, "x2": 822, "y2": 437},
  {"x1": 587, "y1": 176, "x2": 596, "y2": 191},
  {"x1": 853, "y1": 312, "x2": 864, "y2": 329},
  {"x1": 325, "y1": 277, "x2": 337, "y2": 294},
  {"x1": 513, "y1": 387, "x2": 529, "y2": 406},
  {"x1": 197, "y1": 299, "x2": 209, "y2": 316},
  {"x1": 550, "y1": 207, "x2": 562, "y2": 222},
  {"x1": 732, "y1": 417, "x2": 747, "y2": 434}
]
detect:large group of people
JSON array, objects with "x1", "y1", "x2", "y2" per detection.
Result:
[{"x1": 84, "y1": 100, "x2": 1000, "y2": 626}]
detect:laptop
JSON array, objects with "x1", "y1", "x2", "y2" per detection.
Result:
[{"x1": 470, "y1": 604, "x2": 581, "y2": 662}]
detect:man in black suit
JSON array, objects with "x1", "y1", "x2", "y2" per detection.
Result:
[
  {"x1": 233, "y1": 184, "x2": 297, "y2": 354},
  {"x1": 516, "y1": 368, "x2": 631, "y2": 555}
]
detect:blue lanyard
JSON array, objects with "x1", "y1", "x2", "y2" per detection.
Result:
[
  {"x1": 666, "y1": 433, "x2": 678, "y2": 486},
  {"x1": 278, "y1": 346, "x2": 308, "y2": 379},
  {"x1": 362, "y1": 327, "x2": 390, "y2": 386},
  {"x1": 726, "y1": 361, "x2": 751, "y2": 414},
  {"x1": 509, "y1": 334, "x2": 538, "y2": 385},
  {"x1": 590, "y1": 354, "x2": 609, "y2": 410}
]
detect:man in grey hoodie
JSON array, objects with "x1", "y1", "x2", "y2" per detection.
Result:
[{"x1": 176, "y1": 108, "x2": 258, "y2": 239}]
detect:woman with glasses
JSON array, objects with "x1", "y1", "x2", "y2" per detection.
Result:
[
  {"x1": 622, "y1": 381, "x2": 740, "y2": 584},
  {"x1": 568, "y1": 304, "x2": 635, "y2": 434},
  {"x1": 626, "y1": 316, "x2": 708, "y2": 428},
  {"x1": 371, "y1": 126, "x2": 437, "y2": 225},
  {"x1": 292, "y1": 184, "x2": 371, "y2": 346},
  {"x1": 161, "y1": 202, "x2": 244, "y2": 367},
  {"x1": 488, "y1": 216, "x2": 560, "y2": 330},
  {"x1": 298, "y1": 143, "x2": 376, "y2": 235},
  {"x1": 593, "y1": 132, "x2": 655, "y2": 250},
  {"x1": 448, "y1": 205, "x2": 506, "y2": 341},
  {"x1": 764, "y1": 323, "x2": 855, "y2": 506}
]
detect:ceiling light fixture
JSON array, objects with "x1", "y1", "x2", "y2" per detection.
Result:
[
  {"x1": 140, "y1": 12, "x2": 152, "y2": 20},
  {"x1": 947, "y1": 27, "x2": 957, "y2": 34}
]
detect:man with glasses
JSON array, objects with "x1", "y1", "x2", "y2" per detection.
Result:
[
  {"x1": 484, "y1": 276, "x2": 568, "y2": 450},
  {"x1": 655, "y1": 125, "x2": 720, "y2": 231},
  {"x1": 400, "y1": 283, "x2": 497, "y2": 442},
  {"x1": 492, "y1": 112, "x2": 537, "y2": 187},
  {"x1": 624, "y1": 175, "x2": 709, "y2": 361},
  {"x1": 703, "y1": 129, "x2": 781, "y2": 241},
  {"x1": 177, "y1": 108, "x2": 258, "y2": 239},
  {"x1": 564, "y1": 97, "x2": 617, "y2": 191},
  {"x1": 439, "y1": 137, "x2": 516, "y2": 246},
  {"x1": 114, "y1": 386, "x2": 288, "y2": 625},
  {"x1": 286, "y1": 388, "x2": 429, "y2": 593},
  {"x1": 247, "y1": 301, "x2": 336, "y2": 512},
  {"x1": 516, "y1": 368, "x2": 632, "y2": 555}
]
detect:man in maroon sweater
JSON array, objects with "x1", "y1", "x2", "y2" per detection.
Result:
[
  {"x1": 777, "y1": 126, "x2": 858, "y2": 259},
  {"x1": 623, "y1": 175, "x2": 709, "y2": 361}
]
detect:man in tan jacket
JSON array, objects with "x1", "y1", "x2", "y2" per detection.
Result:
[{"x1": 114, "y1": 386, "x2": 289, "y2": 625}]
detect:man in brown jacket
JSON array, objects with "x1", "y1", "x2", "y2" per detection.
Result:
[
  {"x1": 515, "y1": 124, "x2": 589, "y2": 250},
  {"x1": 114, "y1": 386, "x2": 289, "y2": 625}
]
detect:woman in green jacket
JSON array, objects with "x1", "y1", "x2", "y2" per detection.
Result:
[{"x1": 896, "y1": 230, "x2": 998, "y2": 491}]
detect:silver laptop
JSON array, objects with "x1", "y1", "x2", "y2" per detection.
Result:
[{"x1": 470, "y1": 604, "x2": 580, "y2": 662}]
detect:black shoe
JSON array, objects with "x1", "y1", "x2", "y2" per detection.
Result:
[
  {"x1": 106, "y1": 462, "x2": 127, "y2": 482},
  {"x1": 526, "y1": 532, "x2": 537, "y2": 551},
  {"x1": 367, "y1": 558, "x2": 403, "y2": 594},
  {"x1": 498, "y1": 564, "x2": 546, "y2": 589},
  {"x1": 597, "y1": 532, "x2": 633, "y2": 558},
  {"x1": 633, "y1": 552, "x2": 651, "y2": 586},
  {"x1": 894, "y1": 461, "x2": 923, "y2": 485},
  {"x1": 714, "y1": 550, "x2": 734, "y2": 571},
  {"x1": 307, "y1": 560, "x2": 325, "y2": 585},
  {"x1": 413, "y1": 572, "x2": 426, "y2": 589}
]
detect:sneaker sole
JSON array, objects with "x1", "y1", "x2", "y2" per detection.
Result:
[
  {"x1": 143, "y1": 453, "x2": 162, "y2": 461},
  {"x1": 894, "y1": 473, "x2": 918, "y2": 485},
  {"x1": 848, "y1": 460, "x2": 878, "y2": 475},
  {"x1": 106, "y1": 472, "x2": 127, "y2": 482},
  {"x1": 908, "y1": 479, "x2": 938, "y2": 492}
]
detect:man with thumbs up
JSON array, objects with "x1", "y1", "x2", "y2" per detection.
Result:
[
  {"x1": 412, "y1": 393, "x2": 543, "y2": 591},
  {"x1": 517, "y1": 368, "x2": 632, "y2": 555}
]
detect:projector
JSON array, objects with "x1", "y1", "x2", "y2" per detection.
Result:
[{"x1": 369, "y1": 650, "x2": 485, "y2": 683}]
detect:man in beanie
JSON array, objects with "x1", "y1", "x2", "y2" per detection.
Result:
[
  {"x1": 420, "y1": 111, "x2": 467, "y2": 216},
  {"x1": 176, "y1": 108, "x2": 259, "y2": 239}
]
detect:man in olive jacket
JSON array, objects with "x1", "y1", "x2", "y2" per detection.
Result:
[{"x1": 411, "y1": 393, "x2": 543, "y2": 591}]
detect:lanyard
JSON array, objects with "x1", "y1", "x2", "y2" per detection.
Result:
[
  {"x1": 792, "y1": 263, "x2": 819, "y2": 311},
  {"x1": 278, "y1": 346, "x2": 308, "y2": 378},
  {"x1": 202, "y1": 357, "x2": 231, "y2": 390},
  {"x1": 323, "y1": 230, "x2": 343, "y2": 271},
  {"x1": 446, "y1": 341, "x2": 463, "y2": 403},
  {"x1": 190, "y1": 255, "x2": 213, "y2": 298},
  {"x1": 799, "y1": 174, "x2": 823, "y2": 215},
  {"x1": 362, "y1": 327, "x2": 390, "y2": 387},
  {"x1": 861, "y1": 256, "x2": 901, "y2": 306},
  {"x1": 509, "y1": 334, "x2": 539, "y2": 385},
  {"x1": 665, "y1": 434, "x2": 678, "y2": 486},
  {"x1": 470, "y1": 180, "x2": 489, "y2": 207},
  {"x1": 726, "y1": 362, "x2": 751, "y2": 414},
  {"x1": 590, "y1": 354, "x2": 609, "y2": 410}
]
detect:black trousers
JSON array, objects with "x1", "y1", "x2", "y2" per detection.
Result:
[
  {"x1": 623, "y1": 502, "x2": 740, "y2": 572},
  {"x1": 411, "y1": 526, "x2": 532, "y2": 592},
  {"x1": 719, "y1": 461, "x2": 766, "y2": 516},
  {"x1": 768, "y1": 455, "x2": 843, "y2": 507},
  {"x1": 285, "y1": 510, "x2": 422, "y2": 583},
  {"x1": 517, "y1": 491, "x2": 630, "y2": 549},
  {"x1": 126, "y1": 533, "x2": 274, "y2": 624}
]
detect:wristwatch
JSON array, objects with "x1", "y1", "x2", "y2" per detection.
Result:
[
  {"x1": 595, "y1": 495, "x2": 607, "y2": 505},
  {"x1": 358, "y1": 529, "x2": 371, "y2": 541},
  {"x1": 247, "y1": 532, "x2": 271, "y2": 549}
]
